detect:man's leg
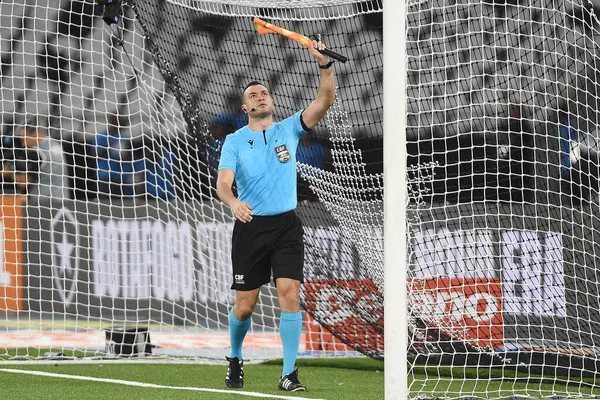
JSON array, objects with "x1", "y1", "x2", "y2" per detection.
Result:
[
  {"x1": 271, "y1": 211, "x2": 305, "y2": 391},
  {"x1": 229, "y1": 288, "x2": 260, "y2": 360},
  {"x1": 227, "y1": 215, "x2": 270, "y2": 389},
  {"x1": 229, "y1": 215, "x2": 270, "y2": 362},
  {"x1": 225, "y1": 288, "x2": 260, "y2": 389},
  {"x1": 276, "y1": 278, "x2": 302, "y2": 376}
]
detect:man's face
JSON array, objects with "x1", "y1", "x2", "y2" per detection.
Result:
[{"x1": 243, "y1": 84, "x2": 274, "y2": 118}]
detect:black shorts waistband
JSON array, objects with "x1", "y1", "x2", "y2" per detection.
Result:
[{"x1": 250, "y1": 209, "x2": 296, "y2": 220}]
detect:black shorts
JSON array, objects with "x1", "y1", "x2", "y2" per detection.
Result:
[{"x1": 230, "y1": 210, "x2": 304, "y2": 291}]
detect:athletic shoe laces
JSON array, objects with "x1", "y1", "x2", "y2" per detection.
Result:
[{"x1": 226, "y1": 357, "x2": 243, "y2": 380}]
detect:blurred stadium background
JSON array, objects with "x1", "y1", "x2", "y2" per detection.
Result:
[
  {"x1": 0, "y1": 0, "x2": 384, "y2": 363},
  {"x1": 4, "y1": 0, "x2": 600, "y2": 398}
]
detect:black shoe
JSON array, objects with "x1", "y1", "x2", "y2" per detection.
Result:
[
  {"x1": 278, "y1": 368, "x2": 306, "y2": 392},
  {"x1": 225, "y1": 356, "x2": 244, "y2": 388}
]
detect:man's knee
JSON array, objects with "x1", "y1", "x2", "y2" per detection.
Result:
[
  {"x1": 234, "y1": 304, "x2": 255, "y2": 320},
  {"x1": 277, "y1": 279, "x2": 300, "y2": 312},
  {"x1": 234, "y1": 290, "x2": 260, "y2": 320}
]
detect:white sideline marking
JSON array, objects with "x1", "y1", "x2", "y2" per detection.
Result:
[{"x1": 0, "y1": 368, "x2": 325, "y2": 400}]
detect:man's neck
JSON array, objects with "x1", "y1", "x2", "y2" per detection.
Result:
[{"x1": 248, "y1": 116, "x2": 274, "y2": 132}]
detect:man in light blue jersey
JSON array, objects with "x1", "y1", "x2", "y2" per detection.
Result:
[{"x1": 217, "y1": 39, "x2": 335, "y2": 392}]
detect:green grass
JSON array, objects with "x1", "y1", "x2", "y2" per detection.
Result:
[
  {"x1": 409, "y1": 365, "x2": 600, "y2": 399},
  {"x1": 410, "y1": 377, "x2": 599, "y2": 399},
  {"x1": 0, "y1": 357, "x2": 384, "y2": 400},
  {"x1": 1, "y1": 352, "x2": 600, "y2": 399},
  {"x1": 1, "y1": 347, "x2": 100, "y2": 360}
]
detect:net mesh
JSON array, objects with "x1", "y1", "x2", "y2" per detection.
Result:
[
  {"x1": 165, "y1": 0, "x2": 382, "y2": 20},
  {"x1": 0, "y1": 0, "x2": 384, "y2": 362},
  {"x1": 8, "y1": 0, "x2": 600, "y2": 397},
  {"x1": 131, "y1": 0, "x2": 385, "y2": 358},
  {"x1": 407, "y1": 0, "x2": 600, "y2": 397}
]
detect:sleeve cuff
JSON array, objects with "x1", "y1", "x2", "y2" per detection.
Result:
[{"x1": 300, "y1": 110, "x2": 312, "y2": 132}]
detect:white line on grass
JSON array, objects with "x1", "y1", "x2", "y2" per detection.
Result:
[{"x1": 0, "y1": 368, "x2": 326, "y2": 400}]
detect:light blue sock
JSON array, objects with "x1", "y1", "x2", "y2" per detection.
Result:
[
  {"x1": 279, "y1": 311, "x2": 302, "y2": 376},
  {"x1": 229, "y1": 309, "x2": 251, "y2": 360}
]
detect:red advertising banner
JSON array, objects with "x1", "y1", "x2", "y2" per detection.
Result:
[
  {"x1": 304, "y1": 313, "x2": 355, "y2": 352},
  {"x1": 0, "y1": 195, "x2": 25, "y2": 311},
  {"x1": 305, "y1": 277, "x2": 503, "y2": 355},
  {"x1": 408, "y1": 277, "x2": 504, "y2": 348},
  {"x1": 303, "y1": 279, "x2": 384, "y2": 356}
]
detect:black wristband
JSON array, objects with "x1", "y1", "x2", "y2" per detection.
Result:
[{"x1": 319, "y1": 60, "x2": 334, "y2": 70}]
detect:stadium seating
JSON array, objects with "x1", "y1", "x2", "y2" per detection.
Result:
[{"x1": 1, "y1": 3, "x2": 382, "y2": 141}]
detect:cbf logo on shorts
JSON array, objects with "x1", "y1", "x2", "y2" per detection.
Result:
[
  {"x1": 274, "y1": 144, "x2": 291, "y2": 163},
  {"x1": 235, "y1": 275, "x2": 245, "y2": 284}
]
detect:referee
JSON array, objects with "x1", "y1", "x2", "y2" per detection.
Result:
[{"x1": 216, "y1": 40, "x2": 335, "y2": 392}]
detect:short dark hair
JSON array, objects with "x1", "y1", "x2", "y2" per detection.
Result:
[{"x1": 243, "y1": 80, "x2": 268, "y2": 95}]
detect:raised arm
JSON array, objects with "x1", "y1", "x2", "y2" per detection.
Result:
[{"x1": 301, "y1": 40, "x2": 336, "y2": 130}]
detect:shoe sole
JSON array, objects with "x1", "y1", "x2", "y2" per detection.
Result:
[
  {"x1": 278, "y1": 387, "x2": 306, "y2": 392},
  {"x1": 226, "y1": 382, "x2": 244, "y2": 389}
]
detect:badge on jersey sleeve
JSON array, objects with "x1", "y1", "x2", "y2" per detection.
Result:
[{"x1": 274, "y1": 144, "x2": 291, "y2": 163}]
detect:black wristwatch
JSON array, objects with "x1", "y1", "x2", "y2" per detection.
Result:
[{"x1": 319, "y1": 60, "x2": 334, "y2": 70}]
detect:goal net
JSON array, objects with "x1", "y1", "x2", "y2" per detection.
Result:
[
  {"x1": 0, "y1": 0, "x2": 384, "y2": 363},
  {"x1": 407, "y1": 0, "x2": 600, "y2": 397},
  {"x1": 4, "y1": 0, "x2": 600, "y2": 397}
]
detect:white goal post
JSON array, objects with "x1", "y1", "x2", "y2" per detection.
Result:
[{"x1": 384, "y1": 0, "x2": 408, "y2": 399}]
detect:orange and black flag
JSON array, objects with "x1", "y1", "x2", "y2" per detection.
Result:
[{"x1": 253, "y1": 17, "x2": 348, "y2": 63}]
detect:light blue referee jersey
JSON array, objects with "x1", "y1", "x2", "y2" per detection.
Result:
[{"x1": 218, "y1": 110, "x2": 308, "y2": 216}]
